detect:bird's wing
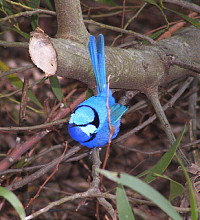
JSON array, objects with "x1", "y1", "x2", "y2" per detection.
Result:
[
  {"x1": 88, "y1": 34, "x2": 106, "y2": 94},
  {"x1": 110, "y1": 103, "x2": 128, "y2": 125}
]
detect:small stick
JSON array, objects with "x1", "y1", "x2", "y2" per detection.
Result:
[{"x1": 147, "y1": 86, "x2": 190, "y2": 167}]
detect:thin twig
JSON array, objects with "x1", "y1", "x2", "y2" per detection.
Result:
[
  {"x1": 188, "y1": 80, "x2": 200, "y2": 165},
  {"x1": 119, "y1": 90, "x2": 139, "y2": 106},
  {"x1": 100, "y1": 75, "x2": 115, "y2": 185},
  {"x1": 0, "y1": 118, "x2": 69, "y2": 131},
  {"x1": 24, "y1": 189, "x2": 200, "y2": 219},
  {"x1": 0, "y1": 151, "x2": 89, "y2": 176},
  {"x1": 182, "y1": 139, "x2": 200, "y2": 149},
  {"x1": 116, "y1": 143, "x2": 167, "y2": 155},
  {"x1": 84, "y1": 20, "x2": 156, "y2": 45},
  {"x1": 114, "y1": 77, "x2": 193, "y2": 143},
  {"x1": 157, "y1": 12, "x2": 197, "y2": 41},
  {"x1": 25, "y1": 144, "x2": 68, "y2": 209},
  {"x1": 124, "y1": 2, "x2": 147, "y2": 30},
  {"x1": 19, "y1": 77, "x2": 29, "y2": 126},
  {"x1": 24, "y1": 148, "x2": 116, "y2": 219},
  {"x1": 91, "y1": 148, "x2": 115, "y2": 219},
  {"x1": 7, "y1": 145, "x2": 82, "y2": 191},
  {"x1": 83, "y1": 9, "x2": 134, "y2": 19},
  {"x1": 0, "y1": 64, "x2": 34, "y2": 77},
  {"x1": 171, "y1": 58, "x2": 200, "y2": 74},
  {"x1": 0, "y1": 92, "x2": 86, "y2": 171},
  {"x1": 162, "y1": 0, "x2": 200, "y2": 14},
  {"x1": 0, "y1": 9, "x2": 56, "y2": 23},
  {"x1": 5, "y1": 0, "x2": 37, "y2": 10},
  {"x1": 0, "y1": 40, "x2": 28, "y2": 48},
  {"x1": 98, "y1": 197, "x2": 115, "y2": 219},
  {"x1": 146, "y1": 87, "x2": 190, "y2": 166}
]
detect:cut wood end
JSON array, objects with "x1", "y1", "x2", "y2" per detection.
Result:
[{"x1": 29, "y1": 27, "x2": 57, "y2": 77}]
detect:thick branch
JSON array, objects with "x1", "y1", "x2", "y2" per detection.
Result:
[
  {"x1": 29, "y1": 25, "x2": 200, "y2": 93},
  {"x1": 54, "y1": 0, "x2": 89, "y2": 43}
]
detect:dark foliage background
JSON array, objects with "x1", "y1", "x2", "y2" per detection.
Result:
[{"x1": 0, "y1": 0, "x2": 199, "y2": 219}]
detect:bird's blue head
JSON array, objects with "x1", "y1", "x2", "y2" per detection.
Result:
[{"x1": 68, "y1": 105, "x2": 100, "y2": 142}]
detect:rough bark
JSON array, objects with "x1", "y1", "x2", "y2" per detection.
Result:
[
  {"x1": 54, "y1": 0, "x2": 89, "y2": 43},
  {"x1": 29, "y1": 0, "x2": 200, "y2": 94},
  {"x1": 30, "y1": 25, "x2": 200, "y2": 93}
]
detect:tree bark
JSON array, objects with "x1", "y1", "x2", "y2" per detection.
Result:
[
  {"x1": 28, "y1": 0, "x2": 200, "y2": 95},
  {"x1": 54, "y1": 0, "x2": 89, "y2": 43},
  {"x1": 30, "y1": 24, "x2": 200, "y2": 93}
]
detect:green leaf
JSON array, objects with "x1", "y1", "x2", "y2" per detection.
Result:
[
  {"x1": 116, "y1": 184, "x2": 135, "y2": 220},
  {"x1": 0, "y1": 1, "x2": 14, "y2": 15},
  {"x1": 43, "y1": 0, "x2": 54, "y2": 10},
  {"x1": 165, "y1": 8, "x2": 200, "y2": 29},
  {"x1": 176, "y1": 156, "x2": 199, "y2": 220},
  {"x1": 156, "y1": 1, "x2": 200, "y2": 29},
  {"x1": 8, "y1": 73, "x2": 23, "y2": 88},
  {"x1": 153, "y1": 174, "x2": 185, "y2": 201},
  {"x1": 99, "y1": 170, "x2": 182, "y2": 220},
  {"x1": 169, "y1": 179, "x2": 185, "y2": 202},
  {"x1": 142, "y1": 28, "x2": 167, "y2": 45},
  {"x1": 27, "y1": 0, "x2": 40, "y2": 9},
  {"x1": 0, "y1": 61, "x2": 43, "y2": 109},
  {"x1": 27, "y1": 0, "x2": 40, "y2": 30},
  {"x1": 0, "y1": 186, "x2": 25, "y2": 220},
  {"x1": 30, "y1": 14, "x2": 39, "y2": 30},
  {"x1": 8, "y1": 73, "x2": 43, "y2": 109},
  {"x1": 169, "y1": 180, "x2": 185, "y2": 202},
  {"x1": 49, "y1": 76, "x2": 63, "y2": 102},
  {"x1": 138, "y1": 125, "x2": 187, "y2": 183},
  {"x1": 13, "y1": 27, "x2": 30, "y2": 39},
  {"x1": 149, "y1": 28, "x2": 167, "y2": 40},
  {"x1": 27, "y1": 90, "x2": 43, "y2": 109}
]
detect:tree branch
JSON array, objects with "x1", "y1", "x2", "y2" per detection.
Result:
[
  {"x1": 7, "y1": 146, "x2": 83, "y2": 191},
  {"x1": 162, "y1": 0, "x2": 200, "y2": 14},
  {"x1": 114, "y1": 77, "x2": 193, "y2": 143},
  {"x1": 54, "y1": 0, "x2": 89, "y2": 43},
  {"x1": 84, "y1": 19, "x2": 156, "y2": 45},
  {"x1": 29, "y1": 24, "x2": 200, "y2": 94},
  {"x1": 0, "y1": 40, "x2": 28, "y2": 48},
  {"x1": 0, "y1": 92, "x2": 86, "y2": 172}
]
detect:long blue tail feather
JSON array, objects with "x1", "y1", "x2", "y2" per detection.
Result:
[
  {"x1": 97, "y1": 34, "x2": 106, "y2": 92},
  {"x1": 88, "y1": 34, "x2": 107, "y2": 94},
  {"x1": 88, "y1": 36, "x2": 100, "y2": 92}
]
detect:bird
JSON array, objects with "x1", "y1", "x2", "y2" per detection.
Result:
[{"x1": 68, "y1": 34, "x2": 127, "y2": 148}]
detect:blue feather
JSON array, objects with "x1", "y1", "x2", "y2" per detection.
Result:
[
  {"x1": 88, "y1": 34, "x2": 106, "y2": 94},
  {"x1": 68, "y1": 34, "x2": 128, "y2": 148},
  {"x1": 110, "y1": 104, "x2": 127, "y2": 125},
  {"x1": 97, "y1": 34, "x2": 106, "y2": 93},
  {"x1": 88, "y1": 36, "x2": 101, "y2": 94}
]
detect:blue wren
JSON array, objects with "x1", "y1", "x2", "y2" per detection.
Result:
[{"x1": 68, "y1": 34, "x2": 127, "y2": 148}]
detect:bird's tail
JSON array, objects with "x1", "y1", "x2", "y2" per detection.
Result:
[{"x1": 88, "y1": 34, "x2": 107, "y2": 94}]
